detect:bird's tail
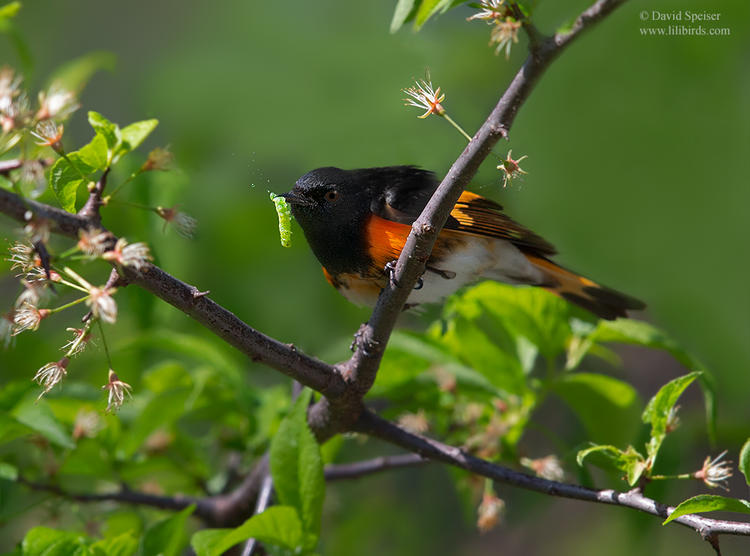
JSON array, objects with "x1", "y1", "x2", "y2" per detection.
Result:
[{"x1": 525, "y1": 254, "x2": 645, "y2": 320}]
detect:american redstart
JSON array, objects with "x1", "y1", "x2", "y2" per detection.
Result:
[{"x1": 282, "y1": 166, "x2": 644, "y2": 320}]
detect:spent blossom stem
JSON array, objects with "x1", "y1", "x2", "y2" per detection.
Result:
[{"x1": 96, "y1": 318, "x2": 114, "y2": 369}]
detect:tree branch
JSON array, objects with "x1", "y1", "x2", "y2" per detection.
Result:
[
  {"x1": 324, "y1": 453, "x2": 428, "y2": 481},
  {"x1": 17, "y1": 475, "x2": 202, "y2": 514},
  {"x1": 342, "y1": 0, "x2": 629, "y2": 397},
  {"x1": 0, "y1": 187, "x2": 347, "y2": 404},
  {"x1": 17, "y1": 455, "x2": 271, "y2": 527},
  {"x1": 77, "y1": 167, "x2": 110, "y2": 225},
  {"x1": 353, "y1": 409, "x2": 750, "y2": 547}
]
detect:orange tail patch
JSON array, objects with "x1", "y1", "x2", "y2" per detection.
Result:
[{"x1": 526, "y1": 255, "x2": 645, "y2": 320}]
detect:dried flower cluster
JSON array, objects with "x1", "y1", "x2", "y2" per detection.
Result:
[
  {"x1": 695, "y1": 451, "x2": 733, "y2": 490},
  {"x1": 497, "y1": 150, "x2": 528, "y2": 187},
  {"x1": 467, "y1": 0, "x2": 522, "y2": 59},
  {"x1": 477, "y1": 492, "x2": 506, "y2": 532},
  {"x1": 1, "y1": 66, "x2": 78, "y2": 156},
  {"x1": 521, "y1": 455, "x2": 565, "y2": 482},
  {"x1": 156, "y1": 206, "x2": 198, "y2": 239},
  {"x1": 103, "y1": 369, "x2": 132, "y2": 413}
]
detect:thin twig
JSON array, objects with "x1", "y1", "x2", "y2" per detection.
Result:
[
  {"x1": 0, "y1": 159, "x2": 23, "y2": 175},
  {"x1": 17, "y1": 454, "x2": 271, "y2": 527},
  {"x1": 17, "y1": 475, "x2": 202, "y2": 514},
  {"x1": 241, "y1": 474, "x2": 274, "y2": 556},
  {"x1": 0, "y1": 158, "x2": 53, "y2": 176},
  {"x1": 353, "y1": 410, "x2": 750, "y2": 544},
  {"x1": 324, "y1": 453, "x2": 428, "y2": 481}
]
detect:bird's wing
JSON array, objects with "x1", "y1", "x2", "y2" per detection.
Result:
[{"x1": 372, "y1": 169, "x2": 557, "y2": 257}]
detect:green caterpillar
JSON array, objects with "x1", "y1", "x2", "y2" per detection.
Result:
[{"x1": 270, "y1": 192, "x2": 292, "y2": 248}]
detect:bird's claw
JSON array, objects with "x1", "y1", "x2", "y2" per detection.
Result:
[{"x1": 384, "y1": 260, "x2": 424, "y2": 290}]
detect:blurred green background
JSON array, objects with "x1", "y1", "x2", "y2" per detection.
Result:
[{"x1": 1, "y1": 0, "x2": 748, "y2": 554}]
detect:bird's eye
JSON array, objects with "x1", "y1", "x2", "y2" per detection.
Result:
[{"x1": 324, "y1": 190, "x2": 339, "y2": 202}]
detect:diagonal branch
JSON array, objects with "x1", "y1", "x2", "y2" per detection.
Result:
[
  {"x1": 0, "y1": 187, "x2": 347, "y2": 404},
  {"x1": 353, "y1": 409, "x2": 750, "y2": 548},
  {"x1": 343, "y1": 0, "x2": 629, "y2": 396}
]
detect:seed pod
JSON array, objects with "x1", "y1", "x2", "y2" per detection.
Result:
[{"x1": 270, "y1": 193, "x2": 292, "y2": 248}]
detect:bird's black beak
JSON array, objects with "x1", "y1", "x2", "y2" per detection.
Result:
[{"x1": 280, "y1": 190, "x2": 313, "y2": 207}]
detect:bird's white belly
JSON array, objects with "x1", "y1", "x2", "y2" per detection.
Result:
[{"x1": 406, "y1": 237, "x2": 544, "y2": 305}]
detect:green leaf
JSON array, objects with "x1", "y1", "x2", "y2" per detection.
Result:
[
  {"x1": 576, "y1": 444, "x2": 623, "y2": 467},
  {"x1": 576, "y1": 443, "x2": 647, "y2": 486},
  {"x1": 89, "y1": 532, "x2": 137, "y2": 556},
  {"x1": 119, "y1": 119, "x2": 158, "y2": 153},
  {"x1": 437, "y1": 310, "x2": 526, "y2": 396},
  {"x1": 620, "y1": 445, "x2": 649, "y2": 486},
  {"x1": 0, "y1": 412, "x2": 34, "y2": 445},
  {"x1": 21, "y1": 527, "x2": 86, "y2": 556},
  {"x1": 88, "y1": 111, "x2": 121, "y2": 155},
  {"x1": 59, "y1": 439, "x2": 112, "y2": 477},
  {"x1": 739, "y1": 438, "x2": 750, "y2": 486},
  {"x1": 12, "y1": 398, "x2": 74, "y2": 449},
  {"x1": 0, "y1": 2, "x2": 21, "y2": 21},
  {"x1": 192, "y1": 506, "x2": 303, "y2": 556},
  {"x1": 269, "y1": 389, "x2": 324, "y2": 549},
  {"x1": 449, "y1": 282, "x2": 573, "y2": 362},
  {"x1": 191, "y1": 529, "x2": 231, "y2": 556},
  {"x1": 663, "y1": 495, "x2": 750, "y2": 525},
  {"x1": 376, "y1": 330, "x2": 501, "y2": 398},
  {"x1": 415, "y1": 0, "x2": 453, "y2": 28},
  {"x1": 642, "y1": 372, "x2": 700, "y2": 462},
  {"x1": 590, "y1": 319, "x2": 716, "y2": 442},
  {"x1": 553, "y1": 373, "x2": 639, "y2": 444},
  {"x1": 48, "y1": 155, "x2": 91, "y2": 213},
  {"x1": 390, "y1": 0, "x2": 416, "y2": 32},
  {"x1": 47, "y1": 51, "x2": 115, "y2": 94},
  {"x1": 76, "y1": 133, "x2": 109, "y2": 172},
  {"x1": 0, "y1": 462, "x2": 17, "y2": 481},
  {"x1": 140, "y1": 504, "x2": 194, "y2": 556}
]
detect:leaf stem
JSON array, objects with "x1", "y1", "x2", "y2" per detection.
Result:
[
  {"x1": 107, "y1": 169, "x2": 144, "y2": 200},
  {"x1": 442, "y1": 113, "x2": 474, "y2": 143},
  {"x1": 107, "y1": 198, "x2": 154, "y2": 212},
  {"x1": 97, "y1": 318, "x2": 113, "y2": 368},
  {"x1": 650, "y1": 473, "x2": 694, "y2": 481},
  {"x1": 49, "y1": 296, "x2": 89, "y2": 314}
]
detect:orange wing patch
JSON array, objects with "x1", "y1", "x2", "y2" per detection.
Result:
[
  {"x1": 365, "y1": 213, "x2": 412, "y2": 271},
  {"x1": 447, "y1": 191, "x2": 557, "y2": 256}
]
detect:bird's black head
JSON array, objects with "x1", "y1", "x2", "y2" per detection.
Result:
[
  {"x1": 284, "y1": 167, "x2": 372, "y2": 231},
  {"x1": 282, "y1": 167, "x2": 376, "y2": 273},
  {"x1": 282, "y1": 165, "x2": 437, "y2": 274}
]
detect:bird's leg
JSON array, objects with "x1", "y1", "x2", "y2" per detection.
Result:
[
  {"x1": 384, "y1": 260, "x2": 424, "y2": 290},
  {"x1": 384, "y1": 260, "x2": 399, "y2": 287}
]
